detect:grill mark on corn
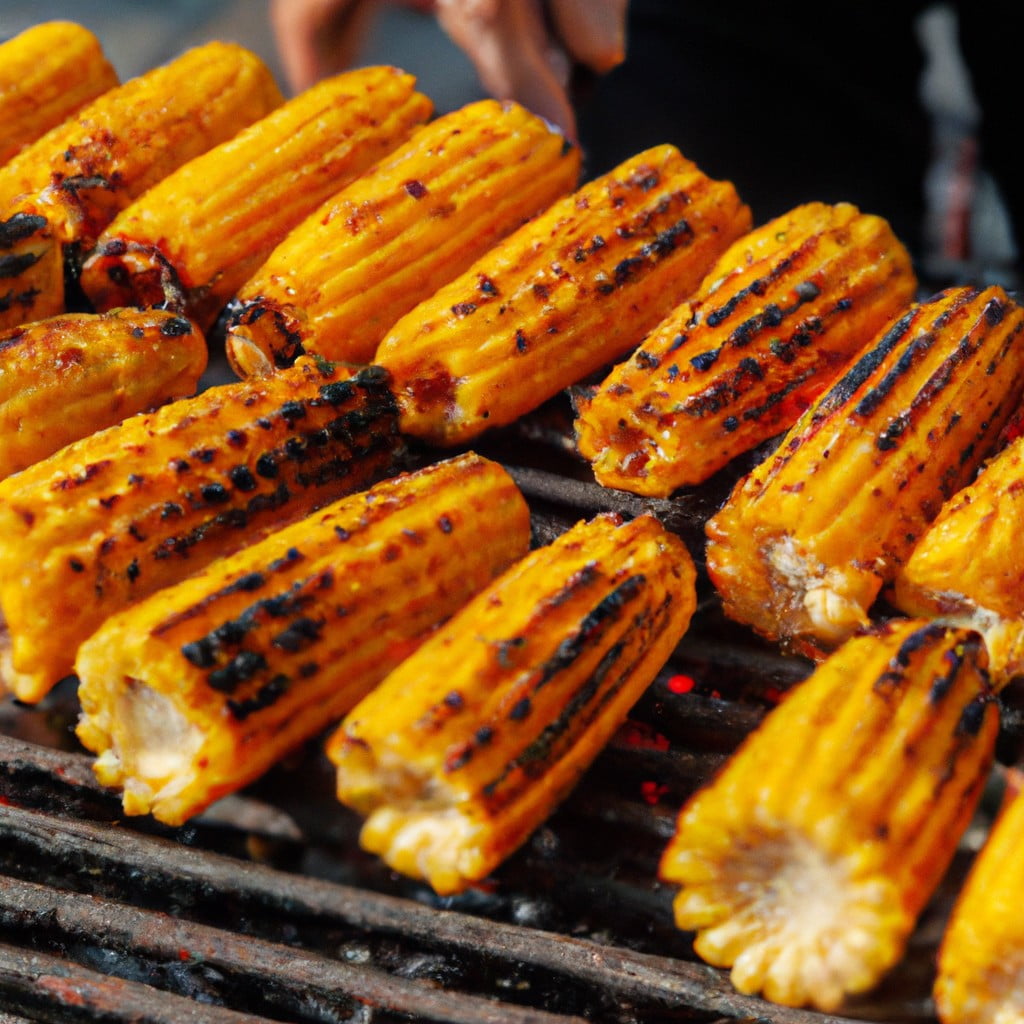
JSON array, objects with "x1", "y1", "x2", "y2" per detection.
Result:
[
  {"x1": 477, "y1": 587, "x2": 676, "y2": 812},
  {"x1": 56, "y1": 366, "x2": 399, "y2": 598},
  {"x1": 443, "y1": 574, "x2": 645, "y2": 774}
]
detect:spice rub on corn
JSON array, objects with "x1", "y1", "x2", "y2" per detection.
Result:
[
  {"x1": 0, "y1": 40, "x2": 282, "y2": 331},
  {"x1": 224, "y1": 98, "x2": 581, "y2": 376},
  {"x1": 934, "y1": 772, "x2": 1024, "y2": 1024},
  {"x1": 75, "y1": 453, "x2": 530, "y2": 827},
  {"x1": 329, "y1": 512, "x2": 698, "y2": 896},
  {"x1": 574, "y1": 202, "x2": 916, "y2": 496},
  {"x1": 81, "y1": 66, "x2": 434, "y2": 332},
  {"x1": 0, "y1": 308, "x2": 207, "y2": 479},
  {"x1": 0, "y1": 21, "x2": 118, "y2": 166},
  {"x1": 660, "y1": 619, "x2": 998, "y2": 1013},
  {"x1": 706, "y1": 285, "x2": 1024, "y2": 656},
  {"x1": 893, "y1": 432, "x2": 1024, "y2": 689},
  {"x1": 0, "y1": 358, "x2": 403, "y2": 704},
  {"x1": 375, "y1": 143, "x2": 752, "y2": 447}
]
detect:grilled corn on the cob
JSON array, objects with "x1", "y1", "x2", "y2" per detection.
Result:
[
  {"x1": 0, "y1": 21, "x2": 119, "y2": 165},
  {"x1": 329, "y1": 511, "x2": 698, "y2": 895},
  {"x1": 0, "y1": 357, "x2": 403, "y2": 703},
  {"x1": 660, "y1": 619, "x2": 998, "y2": 1012},
  {"x1": 80, "y1": 67, "x2": 434, "y2": 332},
  {"x1": 705, "y1": 285, "x2": 1024, "y2": 656},
  {"x1": 893, "y1": 432, "x2": 1024, "y2": 688},
  {"x1": 0, "y1": 40, "x2": 282, "y2": 331},
  {"x1": 75, "y1": 453, "x2": 530, "y2": 826},
  {"x1": 574, "y1": 202, "x2": 916, "y2": 495},
  {"x1": 934, "y1": 771, "x2": 1024, "y2": 1024},
  {"x1": 0, "y1": 307, "x2": 207, "y2": 479},
  {"x1": 224, "y1": 98, "x2": 581, "y2": 375},
  {"x1": 374, "y1": 144, "x2": 752, "y2": 446}
]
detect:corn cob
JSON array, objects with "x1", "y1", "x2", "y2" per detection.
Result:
[
  {"x1": 0, "y1": 307, "x2": 207, "y2": 479},
  {"x1": 893, "y1": 432, "x2": 1024, "y2": 689},
  {"x1": 705, "y1": 285, "x2": 1024, "y2": 656},
  {"x1": 80, "y1": 67, "x2": 434, "y2": 333},
  {"x1": 374, "y1": 144, "x2": 752, "y2": 447},
  {"x1": 0, "y1": 41, "x2": 282, "y2": 332},
  {"x1": 0, "y1": 357, "x2": 403, "y2": 704},
  {"x1": 75, "y1": 453, "x2": 530, "y2": 826},
  {"x1": 574, "y1": 202, "x2": 917, "y2": 496},
  {"x1": 223, "y1": 98, "x2": 581, "y2": 376},
  {"x1": 660, "y1": 618, "x2": 998, "y2": 1013},
  {"x1": 0, "y1": 22, "x2": 119, "y2": 165},
  {"x1": 934, "y1": 770, "x2": 1024, "y2": 1024},
  {"x1": 328, "y1": 511, "x2": 698, "y2": 896}
]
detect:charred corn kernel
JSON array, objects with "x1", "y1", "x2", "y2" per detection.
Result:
[
  {"x1": 705, "y1": 285, "x2": 1024, "y2": 656},
  {"x1": 374, "y1": 144, "x2": 752, "y2": 447},
  {"x1": 934, "y1": 772, "x2": 1024, "y2": 1024},
  {"x1": 224, "y1": 98, "x2": 580, "y2": 376},
  {"x1": 660, "y1": 619, "x2": 998, "y2": 1013},
  {"x1": 75, "y1": 453, "x2": 530, "y2": 826},
  {"x1": 574, "y1": 202, "x2": 916, "y2": 496},
  {"x1": 0, "y1": 41, "x2": 281, "y2": 331},
  {"x1": 0, "y1": 358, "x2": 403, "y2": 703},
  {"x1": 0, "y1": 307, "x2": 207, "y2": 479},
  {"x1": 81, "y1": 67, "x2": 434, "y2": 332},
  {"x1": 0, "y1": 22, "x2": 118, "y2": 165},
  {"x1": 328, "y1": 511, "x2": 698, "y2": 896},
  {"x1": 894, "y1": 433, "x2": 1024, "y2": 688}
]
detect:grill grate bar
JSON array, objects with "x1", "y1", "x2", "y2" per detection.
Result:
[
  {"x1": 0, "y1": 944, "x2": 271, "y2": 1024},
  {"x1": 0, "y1": 876, "x2": 585, "y2": 1024},
  {"x1": 0, "y1": 799, "x2": 874, "y2": 1024}
]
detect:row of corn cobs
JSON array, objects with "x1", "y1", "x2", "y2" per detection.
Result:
[{"x1": 2, "y1": 20, "x2": 1021, "y2": 1023}]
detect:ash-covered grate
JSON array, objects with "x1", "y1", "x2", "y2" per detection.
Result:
[{"x1": 0, "y1": 420, "x2": 1018, "y2": 1024}]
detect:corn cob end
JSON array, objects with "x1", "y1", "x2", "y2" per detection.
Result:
[
  {"x1": 660, "y1": 620, "x2": 999, "y2": 1012},
  {"x1": 224, "y1": 296, "x2": 308, "y2": 378}
]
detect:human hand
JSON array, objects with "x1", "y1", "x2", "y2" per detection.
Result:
[{"x1": 269, "y1": 0, "x2": 628, "y2": 140}]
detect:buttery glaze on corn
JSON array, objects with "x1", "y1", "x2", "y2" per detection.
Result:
[
  {"x1": 375, "y1": 143, "x2": 752, "y2": 446},
  {"x1": 706, "y1": 285, "x2": 1024, "y2": 656},
  {"x1": 0, "y1": 358, "x2": 403, "y2": 703},
  {"x1": 893, "y1": 431, "x2": 1024, "y2": 687},
  {"x1": 574, "y1": 202, "x2": 916, "y2": 495},
  {"x1": 75, "y1": 453, "x2": 530, "y2": 827},
  {"x1": 224, "y1": 98, "x2": 581, "y2": 375},
  {"x1": 0, "y1": 308, "x2": 207, "y2": 479},
  {"x1": 81, "y1": 66, "x2": 434, "y2": 332},
  {"x1": 0, "y1": 40, "x2": 282, "y2": 331},
  {"x1": 0, "y1": 21, "x2": 118, "y2": 165},
  {"x1": 660, "y1": 619, "x2": 998, "y2": 1013},
  {"x1": 329, "y1": 511, "x2": 698, "y2": 896},
  {"x1": 934, "y1": 772, "x2": 1024, "y2": 1024}
]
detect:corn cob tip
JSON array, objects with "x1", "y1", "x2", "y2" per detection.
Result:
[
  {"x1": 659, "y1": 620, "x2": 999, "y2": 1012},
  {"x1": 223, "y1": 296, "x2": 307, "y2": 378}
]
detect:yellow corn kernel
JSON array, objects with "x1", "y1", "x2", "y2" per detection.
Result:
[
  {"x1": 75, "y1": 453, "x2": 530, "y2": 827},
  {"x1": 0, "y1": 21, "x2": 119, "y2": 165},
  {"x1": 80, "y1": 67, "x2": 434, "y2": 332},
  {"x1": 0, "y1": 307, "x2": 207, "y2": 479},
  {"x1": 0, "y1": 40, "x2": 282, "y2": 331},
  {"x1": 374, "y1": 144, "x2": 752, "y2": 447},
  {"x1": 574, "y1": 202, "x2": 916, "y2": 496},
  {"x1": 224, "y1": 98, "x2": 581, "y2": 376},
  {"x1": 934, "y1": 771, "x2": 1024, "y2": 1024},
  {"x1": 328, "y1": 511, "x2": 698, "y2": 896},
  {"x1": 660, "y1": 619, "x2": 998, "y2": 1013},
  {"x1": 893, "y1": 433, "x2": 1024, "y2": 689},
  {"x1": 0, "y1": 358, "x2": 403, "y2": 703},
  {"x1": 705, "y1": 285, "x2": 1024, "y2": 656}
]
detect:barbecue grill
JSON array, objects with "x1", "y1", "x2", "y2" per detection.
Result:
[{"x1": 2, "y1": 399, "x2": 1019, "y2": 1024}]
